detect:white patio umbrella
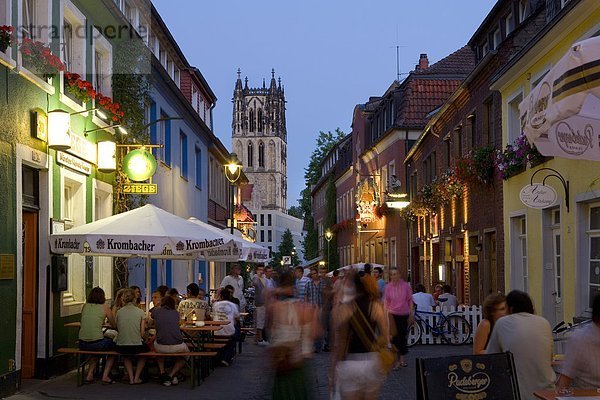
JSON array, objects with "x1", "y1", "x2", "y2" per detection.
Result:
[
  {"x1": 326, "y1": 262, "x2": 385, "y2": 277},
  {"x1": 520, "y1": 35, "x2": 600, "y2": 161},
  {"x1": 50, "y1": 204, "x2": 233, "y2": 310}
]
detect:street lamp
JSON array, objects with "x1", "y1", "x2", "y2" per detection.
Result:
[
  {"x1": 325, "y1": 230, "x2": 333, "y2": 269},
  {"x1": 224, "y1": 153, "x2": 243, "y2": 234}
]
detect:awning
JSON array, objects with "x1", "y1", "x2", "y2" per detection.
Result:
[{"x1": 520, "y1": 35, "x2": 600, "y2": 161}]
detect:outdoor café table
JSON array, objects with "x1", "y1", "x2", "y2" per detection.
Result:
[
  {"x1": 201, "y1": 320, "x2": 231, "y2": 326},
  {"x1": 533, "y1": 389, "x2": 600, "y2": 399},
  {"x1": 180, "y1": 325, "x2": 223, "y2": 350}
]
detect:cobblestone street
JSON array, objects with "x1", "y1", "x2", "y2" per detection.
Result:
[{"x1": 8, "y1": 343, "x2": 471, "y2": 400}]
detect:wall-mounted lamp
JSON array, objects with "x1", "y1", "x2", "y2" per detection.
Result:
[
  {"x1": 47, "y1": 109, "x2": 71, "y2": 150},
  {"x1": 97, "y1": 141, "x2": 116, "y2": 172},
  {"x1": 438, "y1": 264, "x2": 445, "y2": 282},
  {"x1": 224, "y1": 153, "x2": 243, "y2": 184}
]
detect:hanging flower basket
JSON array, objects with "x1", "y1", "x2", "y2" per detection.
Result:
[
  {"x1": 421, "y1": 169, "x2": 463, "y2": 212},
  {"x1": 332, "y1": 219, "x2": 354, "y2": 233},
  {"x1": 0, "y1": 25, "x2": 14, "y2": 53},
  {"x1": 19, "y1": 38, "x2": 65, "y2": 79},
  {"x1": 97, "y1": 94, "x2": 125, "y2": 124},
  {"x1": 455, "y1": 145, "x2": 496, "y2": 185},
  {"x1": 398, "y1": 197, "x2": 429, "y2": 221},
  {"x1": 495, "y1": 133, "x2": 545, "y2": 180}
]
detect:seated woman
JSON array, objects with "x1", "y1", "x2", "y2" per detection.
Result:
[
  {"x1": 78, "y1": 287, "x2": 117, "y2": 384},
  {"x1": 111, "y1": 288, "x2": 126, "y2": 321},
  {"x1": 473, "y1": 293, "x2": 507, "y2": 355},
  {"x1": 150, "y1": 295, "x2": 188, "y2": 386},
  {"x1": 115, "y1": 288, "x2": 149, "y2": 385}
]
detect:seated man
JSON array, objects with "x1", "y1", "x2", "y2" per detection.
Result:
[
  {"x1": 557, "y1": 293, "x2": 600, "y2": 390},
  {"x1": 212, "y1": 289, "x2": 240, "y2": 367},
  {"x1": 177, "y1": 283, "x2": 210, "y2": 322}
]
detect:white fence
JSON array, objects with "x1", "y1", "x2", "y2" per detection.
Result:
[{"x1": 408, "y1": 305, "x2": 482, "y2": 345}]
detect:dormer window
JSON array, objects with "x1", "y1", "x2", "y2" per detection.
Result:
[
  {"x1": 505, "y1": 12, "x2": 515, "y2": 35},
  {"x1": 519, "y1": 0, "x2": 529, "y2": 23},
  {"x1": 482, "y1": 41, "x2": 489, "y2": 57},
  {"x1": 492, "y1": 28, "x2": 501, "y2": 50}
]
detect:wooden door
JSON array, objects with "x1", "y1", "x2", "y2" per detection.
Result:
[{"x1": 21, "y1": 211, "x2": 37, "y2": 378}]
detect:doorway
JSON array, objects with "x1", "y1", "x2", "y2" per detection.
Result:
[{"x1": 21, "y1": 211, "x2": 38, "y2": 378}]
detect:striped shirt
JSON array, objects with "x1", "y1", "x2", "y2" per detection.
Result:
[
  {"x1": 305, "y1": 279, "x2": 326, "y2": 306},
  {"x1": 295, "y1": 276, "x2": 311, "y2": 301}
]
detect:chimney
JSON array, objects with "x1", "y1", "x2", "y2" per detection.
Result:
[
  {"x1": 419, "y1": 53, "x2": 429, "y2": 70},
  {"x1": 415, "y1": 64, "x2": 420, "y2": 71}
]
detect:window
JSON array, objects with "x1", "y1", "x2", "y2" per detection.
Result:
[
  {"x1": 180, "y1": 132, "x2": 188, "y2": 179},
  {"x1": 587, "y1": 204, "x2": 600, "y2": 309},
  {"x1": 445, "y1": 136, "x2": 451, "y2": 167},
  {"x1": 258, "y1": 109, "x2": 263, "y2": 132},
  {"x1": 456, "y1": 126, "x2": 463, "y2": 157},
  {"x1": 195, "y1": 147, "x2": 201, "y2": 188},
  {"x1": 22, "y1": 0, "x2": 36, "y2": 39},
  {"x1": 93, "y1": 179, "x2": 113, "y2": 298},
  {"x1": 518, "y1": 0, "x2": 529, "y2": 23},
  {"x1": 268, "y1": 214, "x2": 272, "y2": 226},
  {"x1": 508, "y1": 92, "x2": 523, "y2": 144},
  {"x1": 61, "y1": 169, "x2": 87, "y2": 312},
  {"x1": 492, "y1": 28, "x2": 501, "y2": 50},
  {"x1": 260, "y1": 214, "x2": 264, "y2": 226},
  {"x1": 483, "y1": 99, "x2": 494, "y2": 145},
  {"x1": 482, "y1": 41, "x2": 489, "y2": 58},
  {"x1": 93, "y1": 29, "x2": 112, "y2": 98},
  {"x1": 467, "y1": 114, "x2": 476, "y2": 148},
  {"x1": 505, "y1": 12, "x2": 515, "y2": 35},
  {"x1": 192, "y1": 86, "x2": 199, "y2": 113},
  {"x1": 249, "y1": 109, "x2": 255, "y2": 132},
  {"x1": 260, "y1": 230, "x2": 264, "y2": 242},
  {"x1": 62, "y1": 1, "x2": 86, "y2": 76},
  {"x1": 511, "y1": 216, "x2": 528, "y2": 291},
  {"x1": 390, "y1": 237, "x2": 397, "y2": 268},
  {"x1": 258, "y1": 142, "x2": 265, "y2": 167},
  {"x1": 157, "y1": 112, "x2": 171, "y2": 166},
  {"x1": 247, "y1": 142, "x2": 253, "y2": 167},
  {"x1": 268, "y1": 230, "x2": 272, "y2": 242}
]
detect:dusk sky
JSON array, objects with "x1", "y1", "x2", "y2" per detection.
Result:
[{"x1": 153, "y1": 0, "x2": 497, "y2": 207}]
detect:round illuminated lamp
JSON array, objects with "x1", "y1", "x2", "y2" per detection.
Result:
[{"x1": 122, "y1": 148, "x2": 157, "y2": 182}]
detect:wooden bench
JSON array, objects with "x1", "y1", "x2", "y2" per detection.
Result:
[{"x1": 57, "y1": 348, "x2": 217, "y2": 388}]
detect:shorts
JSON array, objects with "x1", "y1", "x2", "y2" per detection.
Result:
[
  {"x1": 79, "y1": 338, "x2": 116, "y2": 351},
  {"x1": 336, "y1": 352, "x2": 385, "y2": 395},
  {"x1": 154, "y1": 342, "x2": 189, "y2": 354},
  {"x1": 255, "y1": 306, "x2": 266, "y2": 329},
  {"x1": 115, "y1": 343, "x2": 150, "y2": 355}
]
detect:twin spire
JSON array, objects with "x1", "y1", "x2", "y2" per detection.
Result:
[{"x1": 235, "y1": 68, "x2": 283, "y2": 93}]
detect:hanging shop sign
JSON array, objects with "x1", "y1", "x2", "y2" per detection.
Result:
[
  {"x1": 122, "y1": 148, "x2": 157, "y2": 182},
  {"x1": 519, "y1": 184, "x2": 557, "y2": 209},
  {"x1": 56, "y1": 151, "x2": 92, "y2": 175},
  {"x1": 123, "y1": 183, "x2": 158, "y2": 194},
  {"x1": 30, "y1": 109, "x2": 47, "y2": 142},
  {"x1": 66, "y1": 133, "x2": 97, "y2": 164},
  {"x1": 355, "y1": 177, "x2": 380, "y2": 224}
]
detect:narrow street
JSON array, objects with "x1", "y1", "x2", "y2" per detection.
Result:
[{"x1": 7, "y1": 344, "x2": 470, "y2": 400}]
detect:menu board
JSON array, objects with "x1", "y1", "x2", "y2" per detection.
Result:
[{"x1": 417, "y1": 352, "x2": 520, "y2": 400}]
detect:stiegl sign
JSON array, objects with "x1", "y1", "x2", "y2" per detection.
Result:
[{"x1": 519, "y1": 184, "x2": 557, "y2": 209}]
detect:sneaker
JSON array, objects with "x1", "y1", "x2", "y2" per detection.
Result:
[
  {"x1": 220, "y1": 360, "x2": 230, "y2": 367},
  {"x1": 258, "y1": 340, "x2": 269, "y2": 346},
  {"x1": 170, "y1": 376, "x2": 178, "y2": 386},
  {"x1": 160, "y1": 373, "x2": 171, "y2": 387}
]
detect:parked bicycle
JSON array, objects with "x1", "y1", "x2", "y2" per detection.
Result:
[{"x1": 406, "y1": 299, "x2": 472, "y2": 346}]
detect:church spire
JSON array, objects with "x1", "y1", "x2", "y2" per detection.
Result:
[
  {"x1": 244, "y1": 76, "x2": 249, "y2": 90},
  {"x1": 235, "y1": 68, "x2": 243, "y2": 92},
  {"x1": 270, "y1": 68, "x2": 277, "y2": 92}
]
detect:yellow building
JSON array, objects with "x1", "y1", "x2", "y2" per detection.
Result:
[{"x1": 492, "y1": 0, "x2": 600, "y2": 326}]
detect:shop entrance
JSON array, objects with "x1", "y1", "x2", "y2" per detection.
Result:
[{"x1": 21, "y1": 210, "x2": 38, "y2": 378}]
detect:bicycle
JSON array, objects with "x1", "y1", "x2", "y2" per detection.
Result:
[{"x1": 406, "y1": 301, "x2": 472, "y2": 347}]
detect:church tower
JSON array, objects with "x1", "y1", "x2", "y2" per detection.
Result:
[{"x1": 232, "y1": 69, "x2": 287, "y2": 213}]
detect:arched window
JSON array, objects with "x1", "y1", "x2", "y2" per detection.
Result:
[
  {"x1": 247, "y1": 142, "x2": 254, "y2": 167},
  {"x1": 249, "y1": 109, "x2": 255, "y2": 132},
  {"x1": 258, "y1": 109, "x2": 263, "y2": 132},
  {"x1": 258, "y1": 142, "x2": 265, "y2": 167}
]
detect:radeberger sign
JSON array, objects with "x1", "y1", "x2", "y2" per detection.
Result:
[
  {"x1": 416, "y1": 353, "x2": 520, "y2": 400},
  {"x1": 519, "y1": 184, "x2": 557, "y2": 209}
]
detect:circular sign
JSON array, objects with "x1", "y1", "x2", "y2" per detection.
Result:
[
  {"x1": 519, "y1": 184, "x2": 557, "y2": 209},
  {"x1": 122, "y1": 149, "x2": 157, "y2": 182}
]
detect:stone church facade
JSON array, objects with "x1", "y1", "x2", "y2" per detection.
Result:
[{"x1": 232, "y1": 69, "x2": 287, "y2": 213}]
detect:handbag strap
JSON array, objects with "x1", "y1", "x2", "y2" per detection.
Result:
[{"x1": 348, "y1": 301, "x2": 378, "y2": 352}]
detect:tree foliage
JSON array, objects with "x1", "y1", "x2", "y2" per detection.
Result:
[
  {"x1": 270, "y1": 229, "x2": 300, "y2": 272},
  {"x1": 287, "y1": 205, "x2": 303, "y2": 219},
  {"x1": 299, "y1": 128, "x2": 345, "y2": 261},
  {"x1": 324, "y1": 177, "x2": 340, "y2": 270}
]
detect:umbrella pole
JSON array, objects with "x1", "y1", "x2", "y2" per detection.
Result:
[
  {"x1": 146, "y1": 255, "x2": 151, "y2": 315},
  {"x1": 188, "y1": 260, "x2": 194, "y2": 287}
]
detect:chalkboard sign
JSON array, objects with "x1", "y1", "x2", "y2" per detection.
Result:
[{"x1": 416, "y1": 352, "x2": 521, "y2": 400}]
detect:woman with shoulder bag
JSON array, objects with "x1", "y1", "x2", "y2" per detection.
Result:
[{"x1": 332, "y1": 270, "x2": 390, "y2": 400}]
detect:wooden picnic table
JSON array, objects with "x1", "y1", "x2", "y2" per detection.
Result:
[
  {"x1": 200, "y1": 320, "x2": 230, "y2": 326},
  {"x1": 534, "y1": 388, "x2": 600, "y2": 399}
]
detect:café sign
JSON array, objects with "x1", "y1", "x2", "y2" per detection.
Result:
[
  {"x1": 519, "y1": 184, "x2": 557, "y2": 209},
  {"x1": 56, "y1": 151, "x2": 92, "y2": 175}
]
